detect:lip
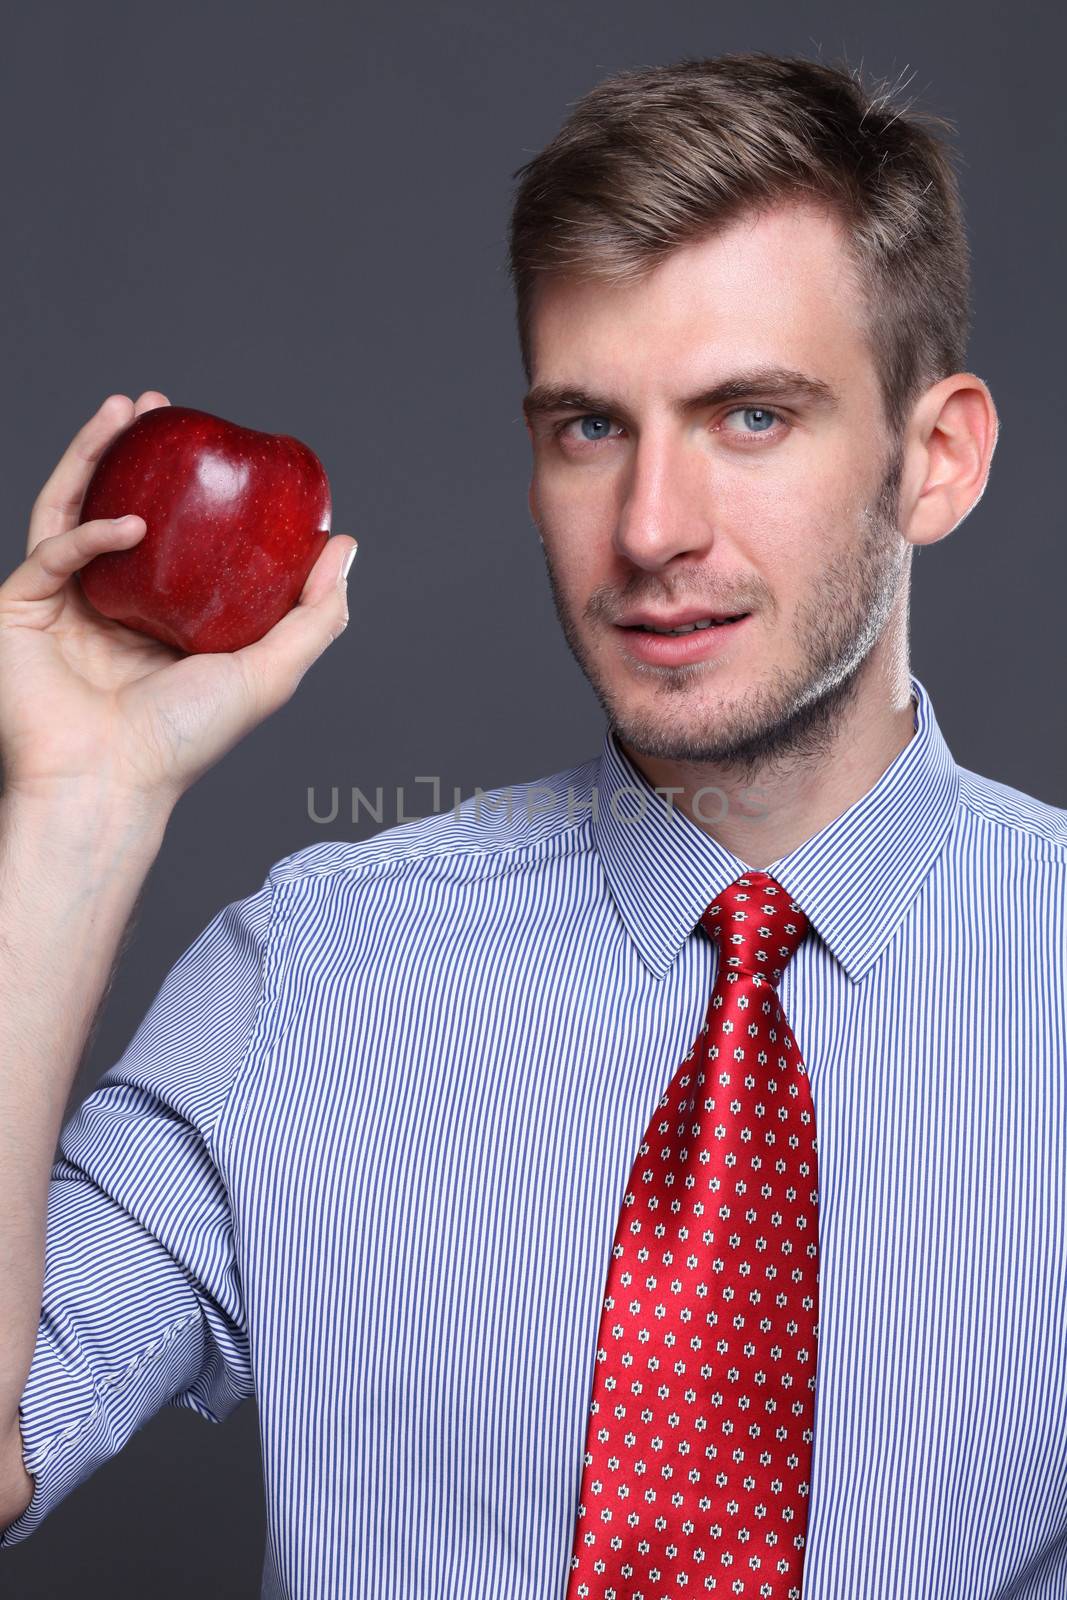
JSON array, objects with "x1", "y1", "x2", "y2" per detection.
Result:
[
  {"x1": 615, "y1": 606, "x2": 746, "y2": 629},
  {"x1": 615, "y1": 612, "x2": 751, "y2": 665}
]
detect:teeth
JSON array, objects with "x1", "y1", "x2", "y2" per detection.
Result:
[{"x1": 643, "y1": 618, "x2": 726, "y2": 635}]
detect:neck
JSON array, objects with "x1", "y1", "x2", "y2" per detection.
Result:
[{"x1": 616, "y1": 653, "x2": 918, "y2": 870}]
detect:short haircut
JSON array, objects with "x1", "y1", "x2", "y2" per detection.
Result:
[{"x1": 506, "y1": 53, "x2": 972, "y2": 437}]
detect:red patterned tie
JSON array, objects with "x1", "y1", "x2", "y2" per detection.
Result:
[{"x1": 565, "y1": 870, "x2": 819, "y2": 1600}]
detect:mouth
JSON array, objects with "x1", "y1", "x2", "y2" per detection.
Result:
[
  {"x1": 614, "y1": 611, "x2": 752, "y2": 664},
  {"x1": 620, "y1": 614, "x2": 749, "y2": 636}
]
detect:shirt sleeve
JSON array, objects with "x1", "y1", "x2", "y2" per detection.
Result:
[{"x1": 0, "y1": 868, "x2": 277, "y2": 1548}]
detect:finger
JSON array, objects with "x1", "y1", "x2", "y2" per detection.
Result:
[
  {"x1": 3, "y1": 516, "x2": 146, "y2": 607},
  {"x1": 133, "y1": 390, "x2": 171, "y2": 418},
  {"x1": 27, "y1": 393, "x2": 165, "y2": 557},
  {"x1": 294, "y1": 530, "x2": 358, "y2": 608},
  {"x1": 235, "y1": 534, "x2": 358, "y2": 716}
]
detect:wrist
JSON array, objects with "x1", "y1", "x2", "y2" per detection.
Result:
[{"x1": 0, "y1": 779, "x2": 173, "y2": 866}]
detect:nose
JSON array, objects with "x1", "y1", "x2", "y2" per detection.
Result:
[{"x1": 612, "y1": 422, "x2": 717, "y2": 571}]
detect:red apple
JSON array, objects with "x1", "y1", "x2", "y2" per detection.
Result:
[{"x1": 76, "y1": 404, "x2": 332, "y2": 654}]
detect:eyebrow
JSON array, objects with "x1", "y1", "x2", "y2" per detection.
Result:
[{"x1": 521, "y1": 366, "x2": 839, "y2": 425}]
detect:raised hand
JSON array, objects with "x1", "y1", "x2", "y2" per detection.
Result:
[{"x1": 0, "y1": 392, "x2": 356, "y2": 810}]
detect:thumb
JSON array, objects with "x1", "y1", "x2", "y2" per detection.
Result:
[{"x1": 235, "y1": 534, "x2": 357, "y2": 715}]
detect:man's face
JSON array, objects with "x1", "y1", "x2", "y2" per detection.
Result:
[{"x1": 523, "y1": 200, "x2": 910, "y2": 776}]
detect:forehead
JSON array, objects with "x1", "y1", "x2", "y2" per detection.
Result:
[{"x1": 526, "y1": 201, "x2": 875, "y2": 401}]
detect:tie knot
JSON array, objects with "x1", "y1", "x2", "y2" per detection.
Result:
[{"x1": 698, "y1": 870, "x2": 809, "y2": 986}]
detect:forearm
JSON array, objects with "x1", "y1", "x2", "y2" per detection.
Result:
[{"x1": 0, "y1": 786, "x2": 171, "y2": 1439}]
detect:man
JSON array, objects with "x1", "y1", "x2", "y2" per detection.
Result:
[{"x1": 1, "y1": 49, "x2": 1063, "y2": 1600}]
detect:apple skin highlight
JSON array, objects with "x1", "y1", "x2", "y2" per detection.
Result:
[{"x1": 77, "y1": 405, "x2": 332, "y2": 654}]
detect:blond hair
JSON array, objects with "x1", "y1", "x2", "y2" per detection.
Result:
[{"x1": 506, "y1": 53, "x2": 971, "y2": 435}]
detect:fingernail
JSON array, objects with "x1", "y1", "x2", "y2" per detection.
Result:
[{"x1": 341, "y1": 544, "x2": 358, "y2": 582}]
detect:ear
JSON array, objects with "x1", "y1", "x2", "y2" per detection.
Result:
[{"x1": 899, "y1": 374, "x2": 999, "y2": 548}]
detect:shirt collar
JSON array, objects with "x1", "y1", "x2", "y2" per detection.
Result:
[{"x1": 590, "y1": 672, "x2": 960, "y2": 984}]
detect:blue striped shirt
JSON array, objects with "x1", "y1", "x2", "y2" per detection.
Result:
[{"x1": 3, "y1": 670, "x2": 1066, "y2": 1598}]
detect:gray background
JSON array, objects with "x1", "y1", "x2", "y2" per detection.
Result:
[{"x1": 1, "y1": 0, "x2": 1063, "y2": 1593}]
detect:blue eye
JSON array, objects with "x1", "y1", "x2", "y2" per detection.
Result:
[
  {"x1": 554, "y1": 406, "x2": 783, "y2": 449},
  {"x1": 724, "y1": 407, "x2": 779, "y2": 433},
  {"x1": 553, "y1": 414, "x2": 621, "y2": 446}
]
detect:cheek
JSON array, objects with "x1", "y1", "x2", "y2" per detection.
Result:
[
  {"x1": 723, "y1": 472, "x2": 861, "y2": 593},
  {"x1": 740, "y1": 438, "x2": 869, "y2": 544},
  {"x1": 537, "y1": 461, "x2": 617, "y2": 521},
  {"x1": 534, "y1": 494, "x2": 598, "y2": 588},
  {"x1": 535, "y1": 470, "x2": 615, "y2": 560},
  {"x1": 723, "y1": 470, "x2": 824, "y2": 556}
]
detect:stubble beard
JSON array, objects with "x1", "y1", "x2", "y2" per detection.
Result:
[{"x1": 537, "y1": 446, "x2": 909, "y2": 786}]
